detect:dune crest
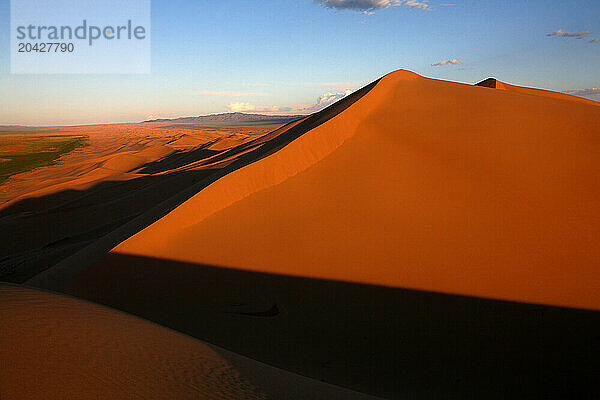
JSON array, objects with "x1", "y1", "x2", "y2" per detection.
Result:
[{"x1": 110, "y1": 70, "x2": 600, "y2": 310}]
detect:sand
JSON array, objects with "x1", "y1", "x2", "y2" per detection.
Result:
[{"x1": 0, "y1": 283, "x2": 381, "y2": 400}]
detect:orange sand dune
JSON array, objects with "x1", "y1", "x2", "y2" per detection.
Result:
[
  {"x1": 0, "y1": 283, "x2": 380, "y2": 400},
  {"x1": 110, "y1": 70, "x2": 600, "y2": 310}
]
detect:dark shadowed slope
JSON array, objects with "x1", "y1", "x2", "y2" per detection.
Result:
[{"x1": 64, "y1": 254, "x2": 600, "y2": 399}]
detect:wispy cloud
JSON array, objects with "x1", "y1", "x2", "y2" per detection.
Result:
[
  {"x1": 226, "y1": 102, "x2": 279, "y2": 113},
  {"x1": 566, "y1": 88, "x2": 600, "y2": 96},
  {"x1": 227, "y1": 90, "x2": 353, "y2": 114},
  {"x1": 403, "y1": 0, "x2": 430, "y2": 10},
  {"x1": 195, "y1": 90, "x2": 267, "y2": 97},
  {"x1": 590, "y1": 38, "x2": 600, "y2": 43},
  {"x1": 546, "y1": 29, "x2": 591, "y2": 38},
  {"x1": 315, "y1": 0, "x2": 430, "y2": 12},
  {"x1": 432, "y1": 58, "x2": 463, "y2": 66}
]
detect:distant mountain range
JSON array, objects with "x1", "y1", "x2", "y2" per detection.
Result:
[{"x1": 143, "y1": 112, "x2": 305, "y2": 125}]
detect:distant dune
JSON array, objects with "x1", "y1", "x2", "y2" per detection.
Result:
[
  {"x1": 476, "y1": 77, "x2": 600, "y2": 106},
  {"x1": 0, "y1": 123, "x2": 286, "y2": 280},
  {"x1": 6, "y1": 70, "x2": 600, "y2": 398}
]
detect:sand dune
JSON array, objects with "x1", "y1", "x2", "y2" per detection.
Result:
[
  {"x1": 0, "y1": 283, "x2": 381, "y2": 400},
  {"x1": 0, "y1": 284, "x2": 265, "y2": 399},
  {"x1": 109, "y1": 70, "x2": 600, "y2": 310},
  {"x1": 476, "y1": 77, "x2": 600, "y2": 106}
]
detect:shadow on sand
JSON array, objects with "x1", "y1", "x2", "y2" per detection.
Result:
[{"x1": 64, "y1": 253, "x2": 600, "y2": 399}]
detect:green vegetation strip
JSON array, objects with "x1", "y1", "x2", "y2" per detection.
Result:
[{"x1": 0, "y1": 135, "x2": 87, "y2": 185}]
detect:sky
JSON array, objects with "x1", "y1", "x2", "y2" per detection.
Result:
[{"x1": 0, "y1": 0, "x2": 599, "y2": 126}]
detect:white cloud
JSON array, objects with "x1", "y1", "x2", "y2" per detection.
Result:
[
  {"x1": 547, "y1": 29, "x2": 591, "y2": 38},
  {"x1": 227, "y1": 102, "x2": 282, "y2": 113},
  {"x1": 432, "y1": 58, "x2": 463, "y2": 66},
  {"x1": 314, "y1": 90, "x2": 353, "y2": 108},
  {"x1": 315, "y1": 0, "x2": 430, "y2": 12},
  {"x1": 403, "y1": 0, "x2": 430, "y2": 10},
  {"x1": 226, "y1": 90, "x2": 354, "y2": 114},
  {"x1": 566, "y1": 88, "x2": 600, "y2": 96}
]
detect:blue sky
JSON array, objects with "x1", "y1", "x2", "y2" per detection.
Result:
[{"x1": 0, "y1": 0, "x2": 599, "y2": 125}]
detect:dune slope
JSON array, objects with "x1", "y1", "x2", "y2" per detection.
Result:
[
  {"x1": 0, "y1": 283, "x2": 266, "y2": 400},
  {"x1": 110, "y1": 69, "x2": 600, "y2": 310},
  {"x1": 0, "y1": 283, "x2": 381, "y2": 400}
]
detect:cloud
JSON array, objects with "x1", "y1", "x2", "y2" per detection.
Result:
[
  {"x1": 315, "y1": 0, "x2": 430, "y2": 12},
  {"x1": 590, "y1": 38, "x2": 600, "y2": 43},
  {"x1": 432, "y1": 58, "x2": 463, "y2": 66},
  {"x1": 403, "y1": 0, "x2": 430, "y2": 9},
  {"x1": 226, "y1": 102, "x2": 282, "y2": 113},
  {"x1": 195, "y1": 90, "x2": 266, "y2": 97},
  {"x1": 226, "y1": 90, "x2": 354, "y2": 114},
  {"x1": 546, "y1": 29, "x2": 591, "y2": 38},
  {"x1": 313, "y1": 90, "x2": 353, "y2": 108},
  {"x1": 566, "y1": 88, "x2": 600, "y2": 96},
  {"x1": 317, "y1": 0, "x2": 398, "y2": 10}
]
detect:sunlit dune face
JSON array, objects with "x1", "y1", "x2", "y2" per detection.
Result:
[{"x1": 113, "y1": 71, "x2": 600, "y2": 310}]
